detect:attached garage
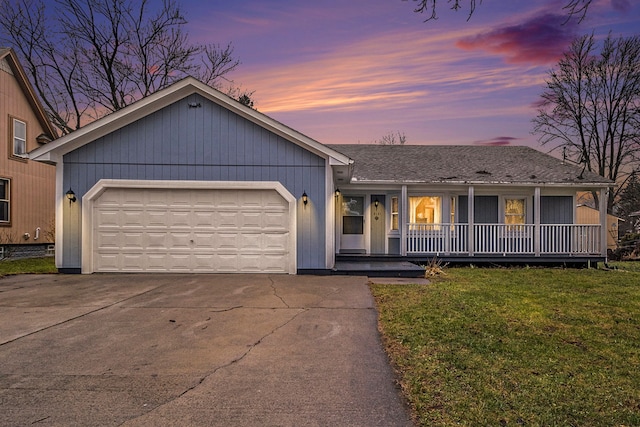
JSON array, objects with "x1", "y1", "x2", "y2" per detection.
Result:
[
  {"x1": 30, "y1": 78, "x2": 350, "y2": 274},
  {"x1": 82, "y1": 180, "x2": 297, "y2": 274}
]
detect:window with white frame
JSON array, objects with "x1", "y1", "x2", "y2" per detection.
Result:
[
  {"x1": 409, "y1": 196, "x2": 442, "y2": 224},
  {"x1": 0, "y1": 178, "x2": 9, "y2": 223},
  {"x1": 390, "y1": 196, "x2": 399, "y2": 231},
  {"x1": 505, "y1": 198, "x2": 525, "y2": 229},
  {"x1": 12, "y1": 118, "x2": 27, "y2": 157}
]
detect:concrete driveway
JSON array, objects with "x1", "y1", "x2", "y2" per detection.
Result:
[{"x1": 0, "y1": 274, "x2": 412, "y2": 426}]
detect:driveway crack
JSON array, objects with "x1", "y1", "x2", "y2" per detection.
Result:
[
  {"x1": 130, "y1": 307, "x2": 307, "y2": 422},
  {"x1": 268, "y1": 275, "x2": 289, "y2": 308}
]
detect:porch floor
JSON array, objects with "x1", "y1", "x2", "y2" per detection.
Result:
[
  {"x1": 333, "y1": 258, "x2": 425, "y2": 278},
  {"x1": 333, "y1": 254, "x2": 606, "y2": 277}
]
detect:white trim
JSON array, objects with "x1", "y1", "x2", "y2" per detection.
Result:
[
  {"x1": 325, "y1": 161, "x2": 335, "y2": 269},
  {"x1": 81, "y1": 179, "x2": 297, "y2": 274},
  {"x1": 400, "y1": 185, "x2": 408, "y2": 256},
  {"x1": 599, "y1": 187, "x2": 608, "y2": 259},
  {"x1": 534, "y1": 187, "x2": 541, "y2": 256},
  {"x1": 468, "y1": 186, "x2": 475, "y2": 256},
  {"x1": 54, "y1": 155, "x2": 64, "y2": 268}
]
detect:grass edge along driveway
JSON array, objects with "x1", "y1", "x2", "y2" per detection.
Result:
[{"x1": 372, "y1": 265, "x2": 640, "y2": 427}]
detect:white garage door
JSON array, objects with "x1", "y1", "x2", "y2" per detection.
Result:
[{"x1": 90, "y1": 186, "x2": 293, "y2": 273}]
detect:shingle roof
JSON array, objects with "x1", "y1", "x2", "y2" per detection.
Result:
[{"x1": 326, "y1": 144, "x2": 612, "y2": 186}]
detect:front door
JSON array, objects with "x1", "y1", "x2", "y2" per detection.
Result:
[
  {"x1": 340, "y1": 195, "x2": 366, "y2": 253},
  {"x1": 370, "y1": 195, "x2": 386, "y2": 254}
]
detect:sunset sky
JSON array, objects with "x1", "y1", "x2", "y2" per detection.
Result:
[{"x1": 183, "y1": 1, "x2": 637, "y2": 150}]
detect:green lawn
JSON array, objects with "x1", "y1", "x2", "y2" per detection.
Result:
[
  {"x1": 0, "y1": 256, "x2": 57, "y2": 276},
  {"x1": 371, "y1": 264, "x2": 640, "y2": 426}
]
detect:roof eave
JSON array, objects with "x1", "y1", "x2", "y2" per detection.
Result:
[
  {"x1": 30, "y1": 77, "x2": 352, "y2": 166},
  {"x1": 1, "y1": 48, "x2": 57, "y2": 140},
  {"x1": 348, "y1": 178, "x2": 612, "y2": 187}
]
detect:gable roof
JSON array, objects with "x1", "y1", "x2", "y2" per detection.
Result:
[
  {"x1": 327, "y1": 144, "x2": 612, "y2": 187},
  {"x1": 29, "y1": 76, "x2": 351, "y2": 166},
  {"x1": 0, "y1": 48, "x2": 57, "y2": 141}
]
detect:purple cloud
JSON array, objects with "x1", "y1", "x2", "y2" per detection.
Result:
[
  {"x1": 612, "y1": 0, "x2": 631, "y2": 13},
  {"x1": 456, "y1": 13, "x2": 578, "y2": 65},
  {"x1": 473, "y1": 136, "x2": 520, "y2": 146}
]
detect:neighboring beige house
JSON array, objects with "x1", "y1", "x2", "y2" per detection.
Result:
[
  {"x1": 576, "y1": 204, "x2": 620, "y2": 250},
  {"x1": 0, "y1": 48, "x2": 57, "y2": 256}
]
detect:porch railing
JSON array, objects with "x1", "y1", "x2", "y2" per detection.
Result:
[{"x1": 406, "y1": 223, "x2": 601, "y2": 256}]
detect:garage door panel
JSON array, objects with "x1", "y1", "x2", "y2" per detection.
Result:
[
  {"x1": 263, "y1": 212, "x2": 288, "y2": 229},
  {"x1": 96, "y1": 231, "x2": 120, "y2": 249},
  {"x1": 147, "y1": 210, "x2": 169, "y2": 227},
  {"x1": 146, "y1": 254, "x2": 169, "y2": 271},
  {"x1": 123, "y1": 233, "x2": 144, "y2": 248},
  {"x1": 92, "y1": 186, "x2": 293, "y2": 273},
  {"x1": 95, "y1": 210, "x2": 121, "y2": 227},
  {"x1": 122, "y1": 253, "x2": 145, "y2": 271},
  {"x1": 169, "y1": 233, "x2": 191, "y2": 248},
  {"x1": 193, "y1": 211, "x2": 215, "y2": 226},
  {"x1": 95, "y1": 253, "x2": 120, "y2": 271},
  {"x1": 264, "y1": 233, "x2": 288, "y2": 250}
]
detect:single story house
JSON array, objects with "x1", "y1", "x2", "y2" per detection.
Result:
[{"x1": 29, "y1": 77, "x2": 612, "y2": 274}]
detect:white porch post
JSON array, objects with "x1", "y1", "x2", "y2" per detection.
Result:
[
  {"x1": 534, "y1": 187, "x2": 541, "y2": 256},
  {"x1": 599, "y1": 187, "x2": 609, "y2": 259},
  {"x1": 401, "y1": 185, "x2": 408, "y2": 256},
  {"x1": 468, "y1": 186, "x2": 474, "y2": 256}
]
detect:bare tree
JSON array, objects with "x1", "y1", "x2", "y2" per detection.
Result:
[
  {"x1": 615, "y1": 172, "x2": 640, "y2": 234},
  {"x1": 0, "y1": 0, "x2": 240, "y2": 135},
  {"x1": 375, "y1": 131, "x2": 407, "y2": 145},
  {"x1": 410, "y1": 0, "x2": 593, "y2": 22},
  {"x1": 532, "y1": 33, "x2": 640, "y2": 211}
]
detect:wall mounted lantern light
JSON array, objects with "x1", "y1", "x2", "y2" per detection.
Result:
[
  {"x1": 374, "y1": 198, "x2": 379, "y2": 210},
  {"x1": 66, "y1": 188, "x2": 77, "y2": 204},
  {"x1": 335, "y1": 188, "x2": 341, "y2": 198},
  {"x1": 302, "y1": 191, "x2": 308, "y2": 206}
]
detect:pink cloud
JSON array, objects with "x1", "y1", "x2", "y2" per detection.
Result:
[
  {"x1": 473, "y1": 136, "x2": 520, "y2": 146},
  {"x1": 456, "y1": 13, "x2": 578, "y2": 65}
]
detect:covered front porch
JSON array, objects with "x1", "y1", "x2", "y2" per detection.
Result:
[
  {"x1": 334, "y1": 185, "x2": 610, "y2": 264},
  {"x1": 328, "y1": 145, "x2": 614, "y2": 272}
]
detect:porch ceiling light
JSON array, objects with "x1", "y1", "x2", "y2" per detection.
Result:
[{"x1": 66, "y1": 188, "x2": 77, "y2": 204}]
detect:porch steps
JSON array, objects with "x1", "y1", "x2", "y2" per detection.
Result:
[{"x1": 333, "y1": 255, "x2": 425, "y2": 278}]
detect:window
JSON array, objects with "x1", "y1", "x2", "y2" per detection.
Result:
[
  {"x1": 505, "y1": 198, "x2": 525, "y2": 229},
  {"x1": 12, "y1": 118, "x2": 27, "y2": 157},
  {"x1": 0, "y1": 178, "x2": 9, "y2": 223},
  {"x1": 409, "y1": 196, "x2": 442, "y2": 224},
  {"x1": 390, "y1": 196, "x2": 399, "y2": 230},
  {"x1": 342, "y1": 196, "x2": 364, "y2": 234}
]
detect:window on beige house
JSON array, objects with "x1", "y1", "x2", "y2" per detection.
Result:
[
  {"x1": 12, "y1": 118, "x2": 27, "y2": 158},
  {"x1": 0, "y1": 178, "x2": 10, "y2": 223}
]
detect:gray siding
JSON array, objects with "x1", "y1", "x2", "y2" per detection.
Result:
[
  {"x1": 458, "y1": 196, "x2": 499, "y2": 223},
  {"x1": 62, "y1": 93, "x2": 327, "y2": 270},
  {"x1": 541, "y1": 196, "x2": 573, "y2": 224}
]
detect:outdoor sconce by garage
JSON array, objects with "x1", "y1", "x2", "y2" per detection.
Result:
[
  {"x1": 302, "y1": 191, "x2": 308, "y2": 206},
  {"x1": 66, "y1": 188, "x2": 77, "y2": 204}
]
